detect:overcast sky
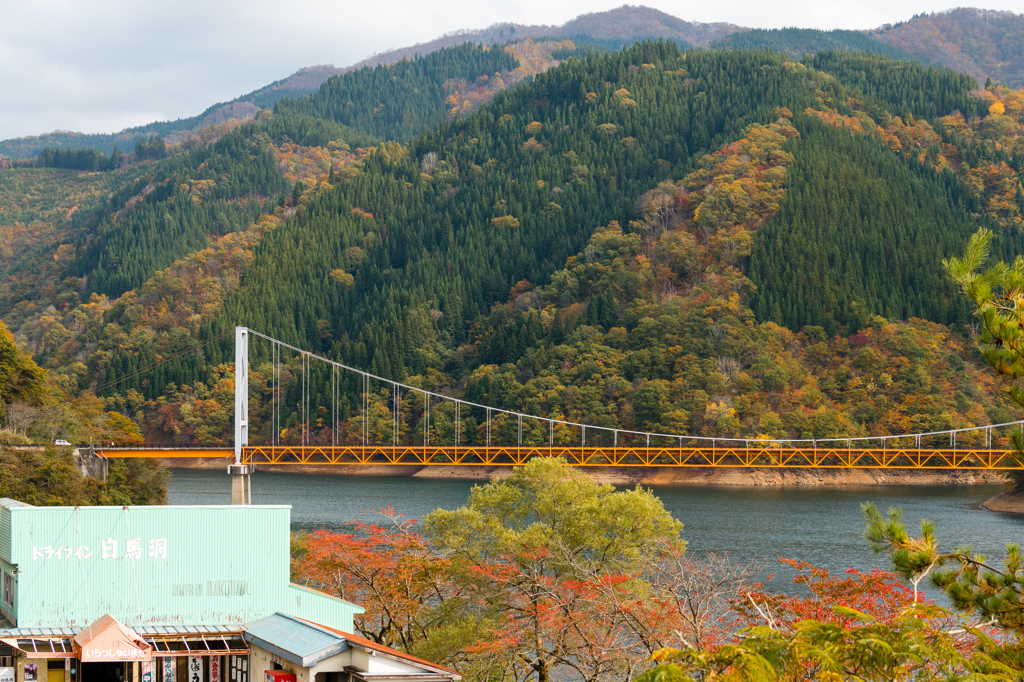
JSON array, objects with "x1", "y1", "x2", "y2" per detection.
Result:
[{"x1": 1, "y1": 0, "x2": 1020, "y2": 141}]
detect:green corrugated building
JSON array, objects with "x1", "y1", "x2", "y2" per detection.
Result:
[
  {"x1": 0, "y1": 500, "x2": 471, "y2": 682},
  {"x1": 0, "y1": 500, "x2": 360, "y2": 631}
]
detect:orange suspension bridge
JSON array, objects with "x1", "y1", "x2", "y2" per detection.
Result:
[{"x1": 90, "y1": 327, "x2": 1024, "y2": 472}]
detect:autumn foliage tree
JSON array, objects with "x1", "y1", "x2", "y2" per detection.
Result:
[
  {"x1": 291, "y1": 507, "x2": 462, "y2": 652},
  {"x1": 634, "y1": 505, "x2": 1024, "y2": 682},
  {"x1": 291, "y1": 459, "x2": 766, "y2": 682}
]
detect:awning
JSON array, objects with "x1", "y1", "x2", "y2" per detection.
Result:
[
  {"x1": 72, "y1": 615, "x2": 151, "y2": 662},
  {"x1": 0, "y1": 625, "x2": 248, "y2": 660},
  {"x1": 138, "y1": 629, "x2": 248, "y2": 658},
  {"x1": 0, "y1": 637, "x2": 75, "y2": 658}
]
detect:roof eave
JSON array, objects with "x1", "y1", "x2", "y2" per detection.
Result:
[{"x1": 242, "y1": 631, "x2": 349, "y2": 667}]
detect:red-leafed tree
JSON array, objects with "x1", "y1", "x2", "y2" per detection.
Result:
[
  {"x1": 291, "y1": 507, "x2": 462, "y2": 651},
  {"x1": 735, "y1": 558, "x2": 917, "y2": 632}
]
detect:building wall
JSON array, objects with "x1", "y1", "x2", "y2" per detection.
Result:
[
  {"x1": 1, "y1": 557, "x2": 17, "y2": 625},
  {"x1": 248, "y1": 645, "x2": 358, "y2": 682},
  {"x1": 248, "y1": 644, "x2": 307, "y2": 682},
  {"x1": 9, "y1": 505, "x2": 291, "y2": 628},
  {"x1": 12, "y1": 654, "x2": 47, "y2": 682},
  {"x1": 282, "y1": 587, "x2": 360, "y2": 633}
]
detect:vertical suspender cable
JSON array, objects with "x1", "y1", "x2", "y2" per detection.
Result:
[
  {"x1": 275, "y1": 343, "x2": 279, "y2": 446},
  {"x1": 306, "y1": 354, "x2": 310, "y2": 446},
  {"x1": 271, "y1": 343, "x2": 276, "y2": 446},
  {"x1": 277, "y1": 342, "x2": 281, "y2": 446},
  {"x1": 301, "y1": 353, "x2": 306, "y2": 446}
]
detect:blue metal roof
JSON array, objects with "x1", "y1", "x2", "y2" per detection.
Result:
[
  {"x1": 0, "y1": 625, "x2": 240, "y2": 637},
  {"x1": 243, "y1": 613, "x2": 349, "y2": 667},
  {"x1": 0, "y1": 627, "x2": 79, "y2": 636},
  {"x1": 134, "y1": 625, "x2": 241, "y2": 635}
]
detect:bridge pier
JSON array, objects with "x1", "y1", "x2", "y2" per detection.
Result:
[
  {"x1": 74, "y1": 447, "x2": 108, "y2": 482},
  {"x1": 229, "y1": 464, "x2": 254, "y2": 505}
]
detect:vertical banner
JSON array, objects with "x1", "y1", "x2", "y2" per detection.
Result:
[
  {"x1": 209, "y1": 658, "x2": 220, "y2": 682},
  {"x1": 188, "y1": 658, "x2": 204, "y2": 682},
  {"x1": 162, "y1": 658, "x2": 176, "y2": 682},
  {"x1": 0, "y1": 668, "x2": 14, "y2": 682},
  {"x1": 142, "y1": 662, "x2": 153, "y2": 682}
]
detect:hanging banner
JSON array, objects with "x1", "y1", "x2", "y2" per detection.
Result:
[
  {"x1": 142, "y1": 662, "x2": 153, "y2": 682},
  {"x1": 209, "y1": 657, "x2": 220, "y2": 682},
  {"x1": 189, "y1": 657, "x2": 204, "y2": 682},
  {"x1": 163, "y1": 657, "x2": 176, "y2": 682},
  {"x1": 0, "y1": 668, "x2": 14, "y2": 682}
]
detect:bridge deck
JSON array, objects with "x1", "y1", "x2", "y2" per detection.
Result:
[{"x1": 93, "y1": 445, "x2": 1024, "y2": 469}]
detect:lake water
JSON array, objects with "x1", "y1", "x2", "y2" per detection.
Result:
[{"x1": 167, "y1": 468, "x2": 1024, "y2": 592}]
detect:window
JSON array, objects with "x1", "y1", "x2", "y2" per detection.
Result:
[{"x1": 2, "y1": 572, "x2": 12, "y2": 607}]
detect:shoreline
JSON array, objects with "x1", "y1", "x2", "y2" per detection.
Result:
[
  {"x1": 982, "y1": 489, "x2": 1024, "y2": 514},
  {"x1": 159, "y1": 457, "x2": 1010, "y2": 487}
]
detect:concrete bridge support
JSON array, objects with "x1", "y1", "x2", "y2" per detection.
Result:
[
  {"x1": 229, "y1": 464, "x2": 253, "y2": 505},
  {"x1": 73, "y1": 447, "x2": 108, "y2": 481}
]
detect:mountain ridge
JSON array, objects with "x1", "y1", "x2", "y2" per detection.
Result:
[
  {"x1": 870, "y1": 7, "x2": 1024, "y2": 89},
  {"x1": 2, "y1": 5, "x2": 1022, "y2": 161}
]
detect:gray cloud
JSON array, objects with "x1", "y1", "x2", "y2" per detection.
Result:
[{"x1": 1, "y1": 0, "x2": 1021, "y2": 140}]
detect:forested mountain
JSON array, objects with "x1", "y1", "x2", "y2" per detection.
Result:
[
  {"x1": 0, "y1": 67, "x2": 351, "y2": 160},
  {"x1": 346, "y1": 6, "x2": 741, "y2": 71},
  {"x1": 714, "y1": 29, "x2": 919, "y2": 62},
  {"x1": 870, "y1": 9, "x2": 1024, "y2": 88},
  {"x1": 3, "y1": 39, "x2": 1024, "y2": 447},
  {"x1": 276, "y1": 43, "x2": 519, "y2": 142}
]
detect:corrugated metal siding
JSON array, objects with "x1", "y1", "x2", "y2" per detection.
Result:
[
  {"x1": 0, "y1": 505, "x2": 11, "y2": 563},
  {"x1": 10, "y1": 505, "x2": 294, "y2": 629},
  {"x1": 284, "y1": 585, "x2": 361, "y2": 633},
  {"x1": 0, "y1": 497, "x2": 28, "y2": 563}
]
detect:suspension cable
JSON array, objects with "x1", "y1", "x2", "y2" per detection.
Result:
[{"x1": 244, "y1": 329, "x2": 1024, "y2": 450}]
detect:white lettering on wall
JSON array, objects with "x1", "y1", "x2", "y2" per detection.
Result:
[
  {"x1": 31, "y1": 538, "x2": 167, "y2": 561},
  {"x1": 149, "y1": 538, "x2": 167, "y2": 559}
]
